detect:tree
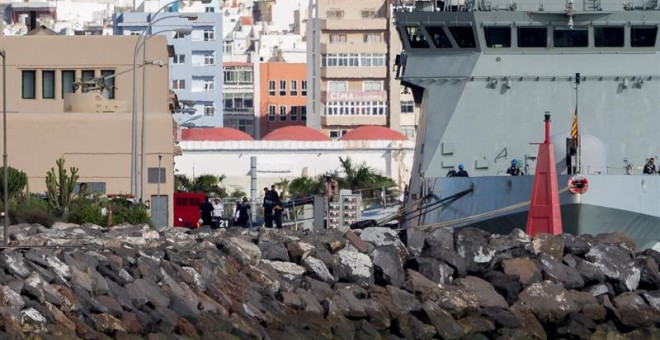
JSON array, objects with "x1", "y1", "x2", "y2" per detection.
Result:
[
  {"x1": 337, "y1": 156, "x2": 396, "y2": 204},
  {"x1": 287, "y1": 176, "x2": 324, "y2": 199},
  {"x1": 274, "y1": 178, "x2": 290, "y2": 199},
  {"x1": 174, "y1": 174, "x2": 227, "y2": 198},
  {"x1": 0, "y1": 166, "x2": 28, "y2": 203}
]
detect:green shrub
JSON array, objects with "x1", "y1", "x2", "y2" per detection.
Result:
[
  {"x1": 9, "y1": 195, "x2": 55, "y2": 227},
  {"x1": 0, "y1": 166, "x2": 28, "y2": 203},
  {"x1": 67, "y1": 198, "x2": 105, "y2": 225},
  {"x1": 109, "y1": 197, "x2": 151, "y2": 226}
]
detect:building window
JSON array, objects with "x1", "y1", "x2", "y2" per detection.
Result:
[
  {"x1": 42, "y1": 70, "x2": 55, "y2": 99},
  {"x1": 329, "y1": 130, "x2": 346, "y2": 139},
  {"x1": 360, "y1": 9, "x2": 378, "y2": 19},
  {"x1": 279, "y1": 80, "x2": 286, "y2": 96},
  {"x1": 301, "y1": 106, "x2": 307, "y2": 121},
  {"x1": 324, "y1": 101, "x2": 387, "y2": 116},
  {"x1": 291, "y1": 106, "x2": 298, "y2": 121},
  {"x1": 174, "y1": 31, "x2": 186, "y2": 39},
  {"x1": 204, "y1": 53, "x2": 215, "y2": 66},
  {"x1": 204, "y1": 104, "x2": 215, "y2": 116},
  {"x1": 329, "y1": 34, "x2": 347, "y2": 43},
  {"x1": 279, "y1": 106, "x2": 287, "y2": 121},
  {"x1": 328, "y1": 81, "x2": 348, "y2": 92},
  {"x1": 148, "y1": 168, "x2": 166, "y2": 184},
  {"x1": 323, "y1": 53, "x2": 386, "y2": 67},
  {"x1": 223, "y1": 40, "x2": 233, "y2": 54},
  {"x1": 223, "y1": 66, "x2": 253, "y2": 85},
  {"x1": 82, "y1": 70, "x2": 95, "y2": 82},
  {"x1": 203, "y1": 79, "x2": 214, "y2": 91},
  {"x1": 204, "y1": 29, "x2": 215, "y2": 41},
  {"x1": 172, "y1": 79, "x2": 185, "y2": 89},
  {"x1": 205, "y1": 6, "x2": 215, "y2": 12},
  {"x1": 326, "y1": 9, "x2": 344, "y2": 19},
  {"x1": 101, "y1": 70, "x2": 115, "y2": 99},
  {"x1": 363, "y1": 33, "x2": 382, "y2": 43},
  {"x1": 62, "y1": 70, "x2": 75, "y2": 97},
  {"x1": 173, "y1": 54, "x2": 185, "y2": 64},
  {"x1": 268, "y1": 105, "x2": 276, "y2": 121},
  {"x1": 363, "y1": 81, "x2": 383, "y2": 92},
  {"x1": 22, "y1": 70, "x2": 36, "y2": 99},
  {"x1": 269, "y1": 80, "x2": 276, "y2": 96},
  {"x1": 291, "y1": 80, "x2": 298, "y2": 96},
  {"x1": 301, "y1": 80, "x2": 307, "y2": 96},
  {"x1": 224, "y1": 93, "x2": 253, "y2": 112},
  {"x1": 401, "y1": 101, "x2": 414, "y2": 113}
]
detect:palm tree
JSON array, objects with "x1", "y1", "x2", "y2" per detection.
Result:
[
  {"x1": 174, "y1": 174, "x2": 227, "y2": 198},
  {"x1": 337, "y1": 156, "x2": 396, "y2": 205},
  {"x1": 288, "y1": 176, "x2": 323, "y2": 199},
  {"x1": 274, "y1": 178, "x2": 290, "y2": 200}
]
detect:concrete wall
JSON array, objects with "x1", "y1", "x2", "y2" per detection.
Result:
[
  {"x1": 0, "y1": 35, "x2": 175, "y2": 226},
  {"x1": 175, "y1": 139, "x2": 414, "y2": 195}
]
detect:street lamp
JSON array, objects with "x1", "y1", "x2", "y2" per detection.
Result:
[
  {"x1": 131, "y1": 18, "x2": 195, "y2": 200},
  {"x1": 0, "y1": 50, "x2": 7, "y2": 246},
  {"x1": 130, "y1": 0, "x2": 210, "y2": 200}
]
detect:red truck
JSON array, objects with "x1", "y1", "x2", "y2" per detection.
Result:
[{"x1": 173, "y1": 192, "x2": 205, "y2": 228}]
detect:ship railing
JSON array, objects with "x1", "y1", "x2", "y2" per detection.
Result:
[{"x1": 623, "y1": 0, "x2": 660, "y2": 10}]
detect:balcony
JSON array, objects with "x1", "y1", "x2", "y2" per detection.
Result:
[
  {"x1": 321, "y1": 67, "x2": 387, "y2": 79},
  {"x1": 321, "y1": 115, "x2": 387, "y2": 126},
  {"x1": 321, "y1": 18, "x2": 386, "y2": 31},
  {"x1": 321, "y1": 42, "x2": 387, "y2": 54}
]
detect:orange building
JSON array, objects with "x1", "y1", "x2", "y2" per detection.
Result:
[{"x1": 259, "y1": 62, "x2": 308, "y2": 136}]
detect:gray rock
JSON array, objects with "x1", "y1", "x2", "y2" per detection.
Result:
[
  {"x1": 640, "y1": 290, "x2": 660, "y2": 311},
  {"x1": 302, "y1": 256, "x2": 336, "y2": 285},
  {"x1": 501, "y1": 258, "x2": 542, "y2": 286},
  {"x1": 612, "y1": 291, "x2": 660, "y2": 328},
  {"x1": 587, "y1": 283, "x2": 614, "y2": 297},
  {"x1": 126, "y1": 278, "x2": 170, "y2": 308},
  {"x1": 360, "y1": 227, "x2": 408, "y2": 259},
  {"x1": 455, "y1": 227, "x2": 496, "y2": 273},
  {"x1": 2, "y1": 253, "x2": 31, "y2": 278},
  {"x1": 258, "y1": 240, "x2": 290, "y2": 262},
  {"x1": 562, "y1": 234, "x2": 598, "y2": 256},
  {"x1": 455, "y1": 276, "x2": 509, "y2": 309},
  {"x1": 295, "y1": 288, "x2": 325, "y2": 316},
  {"x1": 333, "y1": 290, "x2": 367, "y2": 319},
  {"x1": 216, "y1": 237, "x2": 261, "y2": 266},
  {"x1": 363, "y1": 299, "x2": 391, "y2": 330},
  {"x1": 401, "y1": 227, "x2": 426, "y2": 257},
  {"x1": 585, "y1": 244, "x2": 640, "y2": 292},
  {"x1": 405, "y1": 257, "x2": 454, "y2": 284},
  {"x1": 286, "y1": 241, "x2": 315, "y2": 264},
  {"x1": 262, "y1": 259, "x2": 306, "y2": 286},
  {"x1": 516, "y1": 280, "x2": 579, "y2": 323},
  {"x1": 332, "y1": 249, "x2": 373, "y2": 288},
  {"x1": 481, "y1": 270, "x2": 522, "y2": 305},
  {"x1": 540, "y1": 254, "x2": 585, "y2": 289},
  {"x1": 532, "y1": 233, "x2": 565, "y2": 261},
  {"x1": 421, "y1": 300, "x2": 463, "y2": 340},
  {"x1": 636, "y1": 255, "x2": 660, "y2": 290},
  {"x1": 421, "y1": 245, "x2": 467, "y2": 277},
  {"x1": 386, "y1": 285, "x2": 422, "y2": 314},
  {"x1": 302, "y1": 277, "x2": 334, "y2": 302},
  {"x1": 393, "y1": 313, "x2": 436, "y2": 340},
  {"x1": 575, "y1": 256, "x2": 606, "y2": 284},
  {"x1": 425, "y1": 227, "x2": 455, "y2": 250},
  {"x1": 372, "y1": 245, "x2": 405, "y2": 288},
  {"x1": 1, "y1": 285, "x2": 25, "y2": 310}
]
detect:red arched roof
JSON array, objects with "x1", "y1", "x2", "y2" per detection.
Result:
[
  {"x1": 262, "y1": 126, "x2": 330, "y2": 141},
  {"x1": 181, "y1": 127, "x2": 255, "y2": 141},
  {"x1": 340, "y1": 126, "x2": 408, "y2": 141}
]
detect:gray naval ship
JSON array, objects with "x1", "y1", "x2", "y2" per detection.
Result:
[{"x1": 394, "y1": 0, "x2": 660, "y2": 248}]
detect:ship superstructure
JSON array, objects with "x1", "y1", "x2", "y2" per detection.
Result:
[{"x1": 395, "y1": 0, "x2": 660, "y2": 248}]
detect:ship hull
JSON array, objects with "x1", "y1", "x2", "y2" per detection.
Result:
[{"x1": 407, "y1": 175, "x2": 660, "y2": 249}]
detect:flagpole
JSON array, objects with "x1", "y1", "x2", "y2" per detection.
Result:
[{"x1": 575, "y1": 72, "x2": 581, "y2": 174}]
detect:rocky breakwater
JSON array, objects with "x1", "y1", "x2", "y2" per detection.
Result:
[{"x1": 0, "y1": 222, "x2": 658, "y2": 339}]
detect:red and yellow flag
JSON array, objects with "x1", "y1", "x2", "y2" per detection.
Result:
[{"x1": 571, "y1": 107, "x2": 578, "y2": 145}]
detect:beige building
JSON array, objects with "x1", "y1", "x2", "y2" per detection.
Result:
[
  {"x1": 306, "y1": 0, "x2": 420, "y2": 140},
  {"x1": 0, "y1": 34, "x2": 175, "y2": 226}
]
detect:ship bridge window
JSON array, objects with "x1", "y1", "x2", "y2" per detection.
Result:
[
  {"x1": 553, "y1": 26, "x2": 588, "y2": 47},
  {"x1": 426, "y1": 26, "x2": 453, "y2": 48},
  {"x1": 448, "y1": 26, "x2": 476, "y2": 48},
  {"x1": 484, "y1": 27, "x2": 511, "y2": 48},
  {"x1": 595, "y1": 26, "x2": 624, "y2": 47},
  {"x1": 406, "y1": 26, "x2": 429, "y2": 48},
  {"x1": 631, "y1": 26, "x2": 658, "y2": 47},
  {"x1": 518, "y1": 27, "x2": 547, "y2": 47}
]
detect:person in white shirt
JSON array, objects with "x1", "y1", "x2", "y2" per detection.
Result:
[{"x1": 211, "y1": 197, "x2": 224, "y2": 221}]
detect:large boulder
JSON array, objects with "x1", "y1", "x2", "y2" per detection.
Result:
[
  {"x1": 332, "y1": 249, "x2": 374, "y2": 288},
  {"x1": 585, "y1": 244, "x2": 640, "y2": 292},
  {"x1": 371, "y1": 245, "x2": 405, "y2": 288},
  {"x1": 516, "y1": 281, "x2": 579, "y2": 323}
]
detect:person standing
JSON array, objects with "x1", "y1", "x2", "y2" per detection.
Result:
[
  {"x1": 455, "y1": 164, "x2": 469, "y2": 177},
  {"x1": 237, "y1": 197, "x2": 251, "y2": 228},
  {"x1": 263, "y1": 187, "x2": 274, "y2": 228},
  {"x1": 198, "y1": 196, "x2": 214, "y2": 227},
  {"x1": 211, "y1": 197, "x2": 224, "y2": 228},
  {"x1": 643, "y1": 158, "x2": 656, "y2": 174},
  {"x1": 506, "y1": 159, "x2": 524, "y2": 176},
  {"x1": 273, "y1": 199, "x2": 283, "y2": 229}
]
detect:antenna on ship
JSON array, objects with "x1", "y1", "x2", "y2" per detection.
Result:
[{"x1": 574, "y1": 72, "x2": 581, "y2": 174}]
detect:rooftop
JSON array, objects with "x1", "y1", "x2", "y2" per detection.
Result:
[
  {"x1": 341, "y1": 126, "x2": 408, "y2": 141},
  {"x1": 262, "y1": 126, "x2": 331, "y2": 141},
  {"x1": 181, "y1": 127, "x2": 255, "y2": 141}
]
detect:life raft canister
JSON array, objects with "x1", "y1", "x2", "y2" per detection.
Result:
[{"x1": 568, "y1": 175, "x2": 589, "y2": 194}]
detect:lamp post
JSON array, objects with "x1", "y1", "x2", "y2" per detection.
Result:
[
  {"x1": 0, "y1": 50, "x2": 7, "y2": 246},
  {"x1": 154, "y1": 153, "x2": 162, "y2": 228},
  {"x1": 131, "y1": 9, "x2": 197, "y2": 200}
]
